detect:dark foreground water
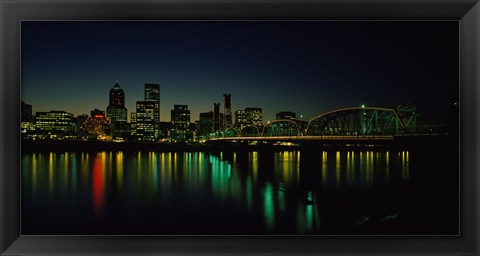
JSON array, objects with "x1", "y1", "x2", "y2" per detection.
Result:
[{"x1": 21, "y1": 146, "x2": 458, "y2": 235}]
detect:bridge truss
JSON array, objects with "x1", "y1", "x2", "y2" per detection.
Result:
[
  {"x1": 205, "y1": 106, "x2": 419, "y2": 140},
  {"x1": 262, "y1": 119, "x2": 301, "y2": 136},
  {"x1": 305, "y1": 107, "x2": 415, "y2": 136}
]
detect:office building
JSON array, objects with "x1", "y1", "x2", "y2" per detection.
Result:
[
  {"x1": 170, "y1": 104, "x2": 191, "y2": 142},
  {"x1": 21, "y1": 101, "x2": 35, "y2": 136},
  {"x1": 171, "y1": 105, "x2": 190, "y2": 130},
  {"x1": 78, "y1": 109, "x2": 113, "y2": 140},
  {"x1": 223, "y1": 94, "x2": 233, "y2": 130},
  {"x1": 235, "y1": 107, "x2": 263, "y2": 129},
  {"x1": 106, "y1": 81, "x2": 128, "y2": 138},
  {"x1": 197, "y1": 111, "x2": 214, "y2": 138},
  {"x1": 135, "y1": 101, "x2": 156, "y2": 141},
  {"x1": 35, "y1": 111, "x2": 76, "y2": 138},
  {"x1": 144, "y1": 83, "x2": 160, "y2": 138},
  {"x1": 130, "y1": 112, "x2": 137, "y2": 137},
  {"x1": 235, "y1": 110, "x2": 247, "y2": 129},
  {"x1": 213, "y1": 103, "x2": 222, "y2": 132}
]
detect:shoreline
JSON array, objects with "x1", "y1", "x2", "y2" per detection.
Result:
[{"x1": 21, "y1": 135, "x2": 456, "y2": 153}]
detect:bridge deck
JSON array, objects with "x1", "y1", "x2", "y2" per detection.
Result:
[
  {"x1": 205, "y1": 134, "x2": 444, "y2": 142},
  {"x1": 207, "y1": 135, "x2": 395, "y2": 142}
]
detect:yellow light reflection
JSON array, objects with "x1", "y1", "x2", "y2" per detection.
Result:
[
  {"x1": 32, "y1": 153, "x2": 38, "y2": 191},
  {"x1": 152, "y1": 152, "x2": 158, "y2": 191},
  {"x1": 100, "y1": 152, "x2": 107, "y2": 170},
  {"x1": 251, "y1": 152, "x2": 258, "y2": 183},
  {"x1": 282, "y1": 151, "x2": 290, "y2": 184},
  {"x1": 137, "y1": 151, "x2": 142, "y2": 170},
  {"x1": 173, "y1": 152, "x2": 178, "y2": 173},
  {"x1": 335, "y1": 151, "x2": 341, "y2": 188},
  {"x1": 321, "y1": 151, "x2": 327, "y2": 188},
  {"x1": 116, "y1": 152, "x2": 124, "y2": 188},
  {"x1": 401, "y1": 151, "x2": 410, "y2": 180},
  {"x1": 137, "y1": 152, "x2": 142, "y2": 185},
  {"x1": 296, "y1": 151, "x2": 300, "y2": 183},
  {"x1": 49, "y1": 153, "x2": 54, "y2": 196},
  {"x1": 107, "y1": 152, "x2": 113, "y2": 180},
  {"x1": 64, "y1": 153, "x2": 69, "y2": 185},
  {"x1": 386, "y1": 151, "x2": 390, "y2": 183},
  {"x1": 406, "y1": 151, "x2": 410, "y2": 179},
  {"x1": 346, "y1": 151, "x2": 351, "y2": 187},
  {"x1": 150, "y1": 152, "x2": 154, "y2": 173},
  {"x1": 366, "y1": 151, "x2": 373, "y2": 188},
  {"x1": 198, "y1": 152, "x2": 204, "y2": 180}
]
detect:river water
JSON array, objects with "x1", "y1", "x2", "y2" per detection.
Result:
[{"x1": 21, "y1": 147, "x2": 458, "y2": 235}]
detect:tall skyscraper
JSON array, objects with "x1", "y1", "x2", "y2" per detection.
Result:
[
  {"x1": 213, "y1": 103, "x2": 221, "y2": 132},
  {"x1": 106, "y1": 81, "x2": 127, "y2": 138},
  {"x1": 198, "y1": 111, "x2": 214, "y2": 138},
  {"x1": 171, "y1": 105, "x2": 190, "y2": 130},
  {"x1": 144, "y1": 83, "x2": 160, "y2": 138},
  {"x1": 223, "y1": 94, "x2": 233, "y2": 130},
  {"x1": 170, "y1": 104, "x2": 191, "y2": 142},
  {"x1": 135, "y1": 101, "x2": 156, "y2": 141}
]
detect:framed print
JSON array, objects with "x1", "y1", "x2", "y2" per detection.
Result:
[{"x1": 1, "y1": 0, "x2": 479, "y2": 255}]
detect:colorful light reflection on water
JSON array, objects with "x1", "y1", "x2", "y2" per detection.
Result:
[{"x1": 21, "y1": 150, "x2": 415, "y2": 235}]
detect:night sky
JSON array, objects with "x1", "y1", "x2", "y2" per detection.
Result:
[{"x1": 21, "y1": 21, "x2": 458, "y2": 124}]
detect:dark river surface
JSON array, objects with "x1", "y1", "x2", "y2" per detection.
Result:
[{"x1": 21, "y1": 145, "x2": 459, "y2": 235}]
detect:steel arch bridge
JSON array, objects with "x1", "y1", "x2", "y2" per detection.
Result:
[
  {"x1": 239, "y1": 125, "x2": 261, "y2": 137},
  {"x1": 305, "y1": 107, "x2": 414, "y2": 136},
  {"x1": 262, "y1": 119, "x2": 301, "y2": 136}
]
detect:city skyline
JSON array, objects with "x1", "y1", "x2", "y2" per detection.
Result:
[{"x1": 21, "y1": 21, "x2": 458, "y2": 124}]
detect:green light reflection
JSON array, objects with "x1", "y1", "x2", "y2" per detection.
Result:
[{"x1": 263, "y1": 182, "x2": 275, "y2": 231}]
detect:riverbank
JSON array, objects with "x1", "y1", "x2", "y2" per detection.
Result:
[
  {"x1": 21, "y1": 134, "x2": 456, "y2": 153},
  {"x1": 21, "y1": 140, "x2": 213, "y2": 153}
]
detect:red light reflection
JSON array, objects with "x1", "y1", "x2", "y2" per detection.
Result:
[{"x1": 92, "y1": 156, "x2": 105, "y2": 220}]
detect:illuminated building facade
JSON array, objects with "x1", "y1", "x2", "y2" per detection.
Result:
[
  {"x1": 106, "y1": 81, "x2": 128, "y2": 138},
  {"x1": 35, "y1": 111, "x2": 76, "y2": 138},
  {"x1": 170, "y1": 104, "x2": 191, "y2": 142},
  {"x1": 78, "y1": 109, "x2": 113, "y2": 140},
  {"x1": 197, "y1": 111, "x2": 214, "y2": 138},
  {"x1": 130, "y1": 112, "x2": 137, "y2": 137},
  {"x1": 223, "y1": 94, "x2": 233, "y2": 130},
  {"x1": 213, "y1": 103, "x2": 223, "y2": 132},
  {"x1": 235, "y1": 107, "x2": 263, "y2": 129},
  {"x1": 234, "y1": 110, "x2": 247, "y2": 129},
  {"x1": 144, "y1": 83, "x2": 160, "y2": 138},
  {"x1": 135, "y1": 101, "x2": 156, "y2": 141},
  {"x1": 171, "y1": 105, "x2": 190, "y2": 129},
  {"x1": 21, "y1": 101, "x2": 35, "y2": 136}
]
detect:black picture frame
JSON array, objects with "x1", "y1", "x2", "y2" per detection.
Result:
[{"x1": 1, "y1": 0, "x2": 479, "y2": 255}]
